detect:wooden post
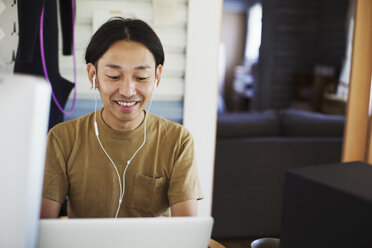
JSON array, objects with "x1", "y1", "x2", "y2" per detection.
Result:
[
  {"x1": 367, "y1": 108, "x2": 372, "y2": 163},
  {"x1": 342, "y1": 0, "x2": 372, "y2": 163}
]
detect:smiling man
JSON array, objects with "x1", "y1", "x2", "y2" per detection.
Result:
[{"x1": 41, "y1": 18, "x2": 203, "y2": 218}]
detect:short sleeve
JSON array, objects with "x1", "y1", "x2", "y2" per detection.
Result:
[
  {"x1": 168, "y1": 132, "x2": 203, "y2": 206},
  {"x1": 42, "y1": 130, "x2": 69, "y2": 204}
]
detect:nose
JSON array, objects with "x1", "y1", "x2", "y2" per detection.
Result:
[{"x1": 118, "y1": 78, "x2": 136, "y2": 97}]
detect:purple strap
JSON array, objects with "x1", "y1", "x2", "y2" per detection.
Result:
[{"x1": 40, "y1": 0, "x2": 77, "y2": 116}]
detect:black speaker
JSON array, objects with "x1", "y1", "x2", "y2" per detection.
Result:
[{"x1": 281, "y1": 161, "x2": 372, "y2": 248}]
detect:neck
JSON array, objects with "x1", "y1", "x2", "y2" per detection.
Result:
[{"x1": 101, "y1": 109, "x2": 145, "y2": 131}]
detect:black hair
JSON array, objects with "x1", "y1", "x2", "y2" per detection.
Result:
[{"x1": 85, "y1": 17, "x2": 165, "y2": 68}]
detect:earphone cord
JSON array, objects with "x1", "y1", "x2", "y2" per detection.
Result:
[{"x1": 93, "y1": 86, "x2": 155, "y2": 218}]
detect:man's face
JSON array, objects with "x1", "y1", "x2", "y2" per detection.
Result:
[{"x1": 90, "y1": 40, "x2": 161, "y2": 131}]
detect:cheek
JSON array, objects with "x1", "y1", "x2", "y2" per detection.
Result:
[
  {"x1": 137, "y1": 84, "x2": 155, "y2": 96},
  {"x1": 99, "y1": 82, "x2": 117, "y2": 95},
  {"x1": 98, "y1": 88, "x2": 115, "y2": 104},
  {"x1": 144, "y1": 88, "x2": 155, "y2": 99}
]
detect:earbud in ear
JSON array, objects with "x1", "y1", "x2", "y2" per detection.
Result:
[
  {"x1": 154, "y1": 79, "x2": 158, "y2": 89},
  {"x1": 92, "y1": 75, "x2": 96, "y2": 89}
]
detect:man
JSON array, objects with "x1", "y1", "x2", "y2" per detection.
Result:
[{"x1": 41, "y1": 18, "x2": 203, "y2": 218}]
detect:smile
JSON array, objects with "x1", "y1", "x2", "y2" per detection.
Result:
[{"x1": 116, "y1": 101, "x2": 138, "y2": 107}]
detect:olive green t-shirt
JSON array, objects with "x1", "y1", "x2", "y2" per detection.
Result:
[{"x1": 42, "y1": 109, "x2": 203, "y2": 218}]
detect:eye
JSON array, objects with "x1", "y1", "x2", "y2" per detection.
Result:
[
  {"x1": 136, "y1": 77, "x2": 149, "y2": 82},
  {"x1": 107, "y1": 75, "x2": 120, "y2": 80}
]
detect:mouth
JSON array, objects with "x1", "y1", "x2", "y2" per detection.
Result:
[
  {"x1": 115, "y1": 100, "x2": 139, "y2": 111},
  {"x1": 116, "y1": 101, "x2": 137, "y2": 107}
]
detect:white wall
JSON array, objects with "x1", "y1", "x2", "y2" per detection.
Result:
[
  {"x1": 184, "y1": 0, "x2": 222, "y2": 216},
  {"x1": 0, "y1": 0, "x2": 18, "y2": 72}
]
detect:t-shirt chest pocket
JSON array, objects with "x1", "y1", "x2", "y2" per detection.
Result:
[{"x1": 128, "y1": 174, "x2": 169, "y2": 216}]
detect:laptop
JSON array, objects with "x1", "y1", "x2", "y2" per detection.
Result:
[{"x1": 38, "y1": 217, "x2": 213, "y2": 248}]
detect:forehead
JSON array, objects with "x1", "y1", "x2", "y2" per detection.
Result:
[{"x1": 98, "y1": 40, "x2": 155, "y2": 69}]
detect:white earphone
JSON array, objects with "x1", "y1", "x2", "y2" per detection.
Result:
[
  {"x1": 154, "y1": 79, "x2": 158, "y2": 90},
  {"x1": 92, "y1": 75, "x2": 97, "y2": 89}
]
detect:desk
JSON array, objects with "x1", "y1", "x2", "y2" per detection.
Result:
[{"x1": 209, "y1": 239, "x2": 225, "y2": 248}]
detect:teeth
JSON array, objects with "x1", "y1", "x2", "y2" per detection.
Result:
[{"x1": 117, "y1": 101, "x2": 136, "y2": 107}]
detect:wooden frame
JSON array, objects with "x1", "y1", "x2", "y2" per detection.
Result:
[{"x1": 342, "y1": 0, "x2": 372, "y2": 163}]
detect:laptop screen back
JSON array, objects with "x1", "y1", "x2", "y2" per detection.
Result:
[{"x1": 38, "y1": 217, "x2": 213, "y2": 248}]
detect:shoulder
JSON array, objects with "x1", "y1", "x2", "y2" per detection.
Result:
[
  {"x1": 46, "y1": 112, "x2": 95, "y2": 158},
  {"x1": 149, "y1": 113, "x2": 192, "y2": 140},
  {"x1": 48, "y1": 111, "x2": 94, "y2": 141},
  {"x1": 148, "y1": 113, "x2": 194, "y2": 153}
]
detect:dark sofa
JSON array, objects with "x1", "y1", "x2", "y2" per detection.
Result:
[{"x1": 212, "y1": 109, "x2": 345, "y2": 239}]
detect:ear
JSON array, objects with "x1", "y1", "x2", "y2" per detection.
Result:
[
  {"x1": 155, "y1": 64, "x2": 163, "y2": 88},
  {"x1": 87, "y1": 63, "x2": 97, "y2": 89}
]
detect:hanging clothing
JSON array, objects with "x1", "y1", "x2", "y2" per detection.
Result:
[{"x1": 14, "y1": 0, "x2": 75, "y2": 130}]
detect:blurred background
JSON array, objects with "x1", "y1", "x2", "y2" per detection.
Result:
[{"x1": 219, "y1": 0, "x2": 352, "y2": 115}]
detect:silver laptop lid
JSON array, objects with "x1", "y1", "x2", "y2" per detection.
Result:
[{"x1": 38, "y1": 217, "x2": 213, "y2": 248}]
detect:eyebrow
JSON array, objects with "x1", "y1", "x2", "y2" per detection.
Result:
[
  {"x1": 134, "y1": 65, "x2": 152, "y2": 70},
  {"x1": 105, "y1": 64, "x2": 121, "y2": 69},
  {"x1": 104, "y1": 64, "x2": 152, "y2": 70}
]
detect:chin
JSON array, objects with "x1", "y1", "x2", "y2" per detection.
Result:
[{"x1": 116, "y1": 110, "x2": 142, "y2": 122}]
